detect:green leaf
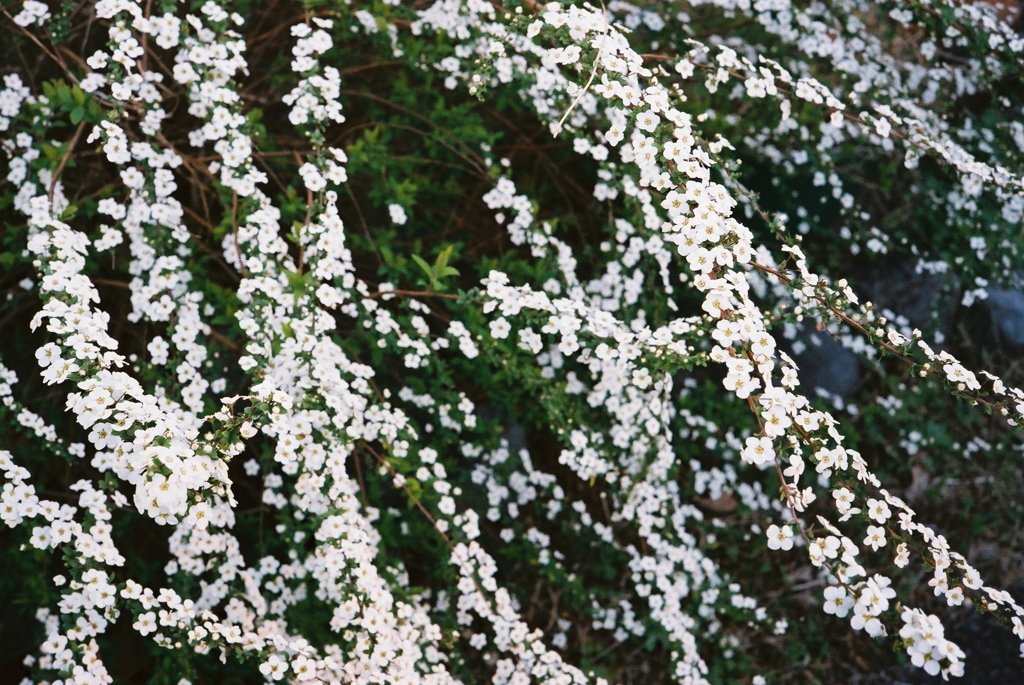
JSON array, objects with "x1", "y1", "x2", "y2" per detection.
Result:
[
  {"x1": 411, "y1": 254, "x2": 433, "y2": 282},
  {"x1": 40, "y1": 143, "x2": 60, "y2": 164},
  {"x1": 435, "y1": 244, "x2": 454, "y2": 272}
]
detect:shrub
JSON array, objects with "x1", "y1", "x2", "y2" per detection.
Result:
[{"x1": 2, "y1": 1, "x2": 1024, "y2": 683}]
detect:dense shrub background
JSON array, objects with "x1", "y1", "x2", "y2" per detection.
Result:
[{"x1": 2, "y1": 1, "x2": 1024, "y2": 683}]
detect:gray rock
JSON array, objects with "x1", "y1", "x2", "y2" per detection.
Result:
[
  {"x1": 984, "y1": 288, "x2": 1024, "y2": 348},
  {"x1": 858, "y1": 257, "x2": 959, "y2": 337},
  {"x1": 793, "y1": 327, "x2": 863, "y2": 398}
]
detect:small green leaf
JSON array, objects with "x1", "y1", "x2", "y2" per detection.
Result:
[
  {"x1": 435, "y1": 244, "x2": 454, "y2": 272},
  {"x1": 411, "y1": 254, "x2": 433, "y2": 282}
]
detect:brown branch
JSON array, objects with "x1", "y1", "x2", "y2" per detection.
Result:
[
  {"x1": 341, "y1": 60, "x2": 402, "y2": 77},
  {"x1": 364, "y1": 289, "x2": 460, "y2": 301},
  {"x1": 1, "y1": 7, "x2": 70, "y2": 74},
  {"x1": 231, "y1": 192, "x2": 247, "y2": 277},
  {"x1": 360, "y1": 441, "x2": 454, "y2": 551},
  {"x1": 746, "y1": 259, "x2": 1002, "y2": 415},
  {"x1": 49, "y1": 121, "x2": 86, "y2": 206}
]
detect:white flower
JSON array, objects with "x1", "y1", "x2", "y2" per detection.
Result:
[
  {"x1": 13, "y1": 1, "x2": 50, "y2": 27},
  {"x1": 552, "y1": 45, "x2": 581, "y2": 65},
  {"x1": 823, "y1": 586, "x2": 851, "y2": 618},
  {"x1": 259, "y1": 655, "x2": 288, "y2": 680},
  {"x1": 147, "y1": 337, "x2": 170, "y2": 365},
  {"x1": 133, "y1": 611, "x2": 157, "y2": 636},
  {"x1": 35, "y1": 343, "x2": 60, "y2": 368},
  {"x1": 766, "y1": 523, "x2": 794, "y2": 551},
  {"x1": 388, "y1": 203, "x2": 408, "y2": 225},
  {"x1": 489, "y1": 317, "x2": 511, "y2": 340},
  {"x1": 864, "y1": 525, "x2": 886, "y2": 551},
  {"x1": 298, "y1": 163, "x2": 326, "y2": 191},
  {"x1": 635, "y1": 109, "x2": 660, "y2": 132},
  {"x1": 866, "y1": 498, "x2": 891, "y2": 524},
  {"x1": 605, "y1": 126, "x2": 624, "y2": 146},
  {"x1": 291, "y1": 655, "x2": 317, "y2": 681},
  {"x1": 741, "y1": 436, "x2": 775, "y2": 466},
  {"x1": 832, "y1": 487, "x2": 854, "y2": 513}
]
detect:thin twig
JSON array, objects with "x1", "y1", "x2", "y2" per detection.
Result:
[
  {"x1": 231, "y1": 192, "x2": 247, "y2": 276},
  {"x1": 555, "y1": 2, "x2": 609, "y2": 136},
  {"x1": 364, "y1": 289, "x2": 460, "y2": 301},
  {"x1": 49, "y1": 121, "x2": 87, "y2": 206}
]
